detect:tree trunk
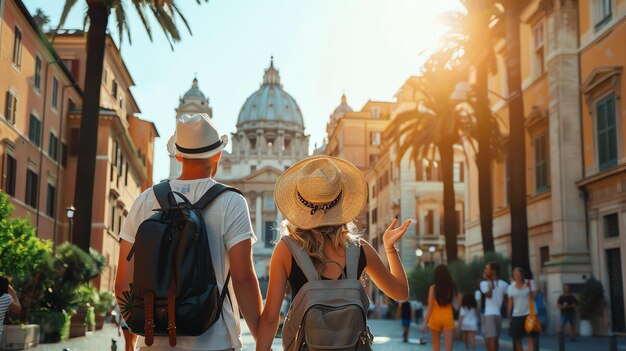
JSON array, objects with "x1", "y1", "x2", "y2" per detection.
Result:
[
  {"x1": 72, "y1": 1, "x2": 109, "y2": 251},
  {"x1": 504, "y1": 0, "x2": 531, "y2": 275},
  {"x1": 440, "y1": 141, "x2": 459, "y2": 262},
  {"x1": 476, "y1": 61, "x2": 496, "y2": 253}
]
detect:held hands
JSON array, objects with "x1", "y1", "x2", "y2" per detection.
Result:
[{"x1": 383, "y1": 218, "x2": 412, "y2": 251}]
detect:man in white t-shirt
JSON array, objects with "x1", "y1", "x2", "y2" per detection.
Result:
[
  {"x1": 0, "y1": 276, "x2": 21, "y2": 341},
  {"x1": 115, "y1": 114, "x2": 263, "y2": 351},
  {"x1": 480, "y1": 262, "x2": 508, "y2": 351}
]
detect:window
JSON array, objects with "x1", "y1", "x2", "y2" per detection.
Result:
[
  {"x1": 251, "y1": 165, "x2": 257, "y2": 173},
  {"x1": 111, "y1": 206, "x2": 116, "y2": 232},
  {"x1": 605, "y1": 213, "x2": 619, "y2": 238},
  {"x1": 49, "y1": 133, "x2": 59, "y2": 161},
  {"x1": 249, "y1": 137, "x2": 257, "y2": 150},
  {"x1": 540, "y1": 246, "x2": 550, "y2": 267},
  {"x1": 112, "y1": 80, "x2": 118, "y2": 99},
  {"x1": 264, "y1": 221, "x2": 275, "y2": 247},
  {"x1": 103, "y1": 67, "x2": 108, "y2": 83},
  {"x1": 371, "y1": 185, "x2": 377, "y2": 199},
  {"x1": 46, "y1": 183, "x2": 56, "y2": 217},
  {"x1": 424, "y1": 210, "x2": 435, "y2": 235},
  {"x1": 61, "y1": 142, "x2": 68, "y2": 167},
  {"x1": 29, "y1": 114, "x2": 42, "y2": 146},
  {"x1": 456, "y1": 210, "x2": 463, "y2": 235},
  {"x1": 371, "y1": 208, "x2": 378, "y2": 224},
  {"x1": 596, "y1": 0, "x2": 612, "y2": 28},
  {"x1": 4, "y1": 91, "x2": 17, "y2": 124},
  {"x1": 125, "y1": 161, "x2": 129, "y2": 186},
  {"x1": 4, "y1": 154, "x2": 16, "y2": 196},
  {"x1": 69, "y1": 128, "x2": 80, "y2": 156},
  {"x1": 12, "y1": 26, "x2": 22, "y2": 67},
  {"x1": 370, "y1": 131, "x2": 381, "y2": 146},
  {"x1": 62, "y1": 59, "x2": 80, "y2": 79},
  {"x1": 118, "y1": 216, "x2": 122, "y2": 235},
  {"x1": 34, "y1": 56, "x2": 42, "y2": 90},
  {"x1": 51, "y1": 77, "x2": 59, "y2": 110},
  {"x1": 25, "y1": 169, "x2": 38, "y2": 208},
  {"x1": 596, "y1": 94, "x2": 618, "y2": 171},
  {"x1": 263, "y1": 195, "x2": 275, "y2": 210},
  {"x1": 532, "y1": 21, "x2": 545, "y2": 77},
  {"x1": 369, "y1": 154, "x2": 378, "y2": 166},
  {"x1": 534, "y1": 134, "x2": 549, "y2": 193},
  {"x1": 119, "y1": 97, "x2": 124, "y2": 109},
  {"x1": 372, "y1": 107, "x2": 380, "y2": 119},
  {"x1": 453, "y1": 162, "x2": 464, "y2": 182}
]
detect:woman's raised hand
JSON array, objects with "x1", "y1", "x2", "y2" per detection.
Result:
[{"x1": 383, "y1": 218, "x2": 412, "y2": 250}]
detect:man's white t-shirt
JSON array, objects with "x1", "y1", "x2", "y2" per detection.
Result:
[
  {"x1": 507, "y1": 280, "x2": 537, "y2": 317},
  {"x1": 0, "y1": 293, "x2": 14, "y2": 338},
  {"x1": 480, "y1": 279, "x2": 509, "y2": 316},
  {"x1": 120, "y1": 178, "x2": 256, "y2": 351}
]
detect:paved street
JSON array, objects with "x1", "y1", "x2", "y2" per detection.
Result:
[{"x1": 23, "y1": 319, "x2": 626, "y2": 351}]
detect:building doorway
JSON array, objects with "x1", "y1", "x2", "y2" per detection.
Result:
[{"x1": 606, "y1": 248, "x2": 626, "y2": 332}]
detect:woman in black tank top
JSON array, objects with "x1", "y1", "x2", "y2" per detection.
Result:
[{"x1": 256, "y1": 156, "x2": 413, "y2": 351}]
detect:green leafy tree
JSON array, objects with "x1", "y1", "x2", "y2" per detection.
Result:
[
  {"x1": 395, "y1": 54, "x2": 472, "y2": 262},
  {"x1": 56, "y1": 0, "x2": 207, "y2": 251},
  {"x1": 33, "y1": 8, "x2": 51, "y2": 31},
  {"x1": 0, "y1": 191, "x2": 52, "y2": 323}
]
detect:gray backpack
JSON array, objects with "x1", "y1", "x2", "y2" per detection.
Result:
[{"x1": 281, "y1": 236, "x2": 374, "y2": 351}]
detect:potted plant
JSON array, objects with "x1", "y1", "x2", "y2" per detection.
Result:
[
  {"x1": 94, "y1": 291, "x2": 115, "y2": 330},
  {"x1": 0, "y1": 191, "x2": 51, "y2": 349},
  {"x1": 578, "y1": 277, "x2": 605, "y2": 337}
]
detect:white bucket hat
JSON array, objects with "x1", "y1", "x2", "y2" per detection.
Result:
[{"x1": 167, "y1": 113, "x2": 228, "y2": 159}]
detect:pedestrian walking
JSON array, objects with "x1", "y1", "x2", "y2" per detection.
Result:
[
  {"x1": 459, "y1": 293, "x2": 479, "y2": 351},
  {"x1": 115, "y1": 114, "x2": 263, "y2": 350},
  {"x1": 397, "y1": 300, "x2": 413, "y2": 342},
  {"x1": 480, "y1": 262, "x2": 509, "y2": 351},
  {"x1": 256, "y1": 156, "x2": 411, "y2": 351},
  {"x1": 507, "y1": 267, "x2": 539, "y2": 351},
  {"x1": 421, "y1": 265, "x2": 456, "y2": 351},
  {"x1": 557, "y1": 284, "x2": 578, "y2": 341},
  {"x1": 0, "y1": 276, "x2": 21, "y2": 341}
]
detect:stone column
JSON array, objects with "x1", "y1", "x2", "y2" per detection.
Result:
[
  {"x1": 544, "y1": 0, "x2": 591, "y2": 334},
  {"x1": 255, "y1": 193, "x2": 263, "y2": 242},
  {"x1": 278, "y1": 130, "x2": 285, "y2": 159}
]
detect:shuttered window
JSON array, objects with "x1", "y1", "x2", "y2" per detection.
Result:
[
  {"x1": 4, "y1": 91, "x2": 17, "y2": 124},
  {"x1": 596, "y1": 94, "x2": 618, "y2": 171},
  {"x1": 534, "y1": 134, "x2": 549, "y2": 193},
  {"x1": 29, "y1": 114, "x2": 42, "y2": 146}
]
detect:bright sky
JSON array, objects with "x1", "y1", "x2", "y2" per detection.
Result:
[{"x1": 23, "y1": 0, "x2": 462, "y2": 182}]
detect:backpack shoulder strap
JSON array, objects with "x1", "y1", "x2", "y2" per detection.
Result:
[
  {"x1": 194, "y1": 183, "x2": 243, "y2": 210},
  {"x1": 346, "y1": 241, "x2": 361, "y2": 280},
  {"x1": 282, "y1": 236, "x2": 318, "y2": 282},
  {"x1": 153, "y1": 181, "x2": 172, "y2": 209}
]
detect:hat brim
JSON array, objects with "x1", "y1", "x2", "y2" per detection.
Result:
[
  {"x1": 167, "y1": 133, "x2": 229, "y2": 159},
  {"x1": 274, "y1": 156, "x2": 367, "y2": 230}
]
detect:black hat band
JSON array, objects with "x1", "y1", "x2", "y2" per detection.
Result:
[{"x1": 176, "y1": 140, "x2": 223, "y2": 154}]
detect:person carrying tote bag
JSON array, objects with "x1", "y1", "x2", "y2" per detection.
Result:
[{"x1": 507, "y1": 268, "x2": 539, "y2": 351}]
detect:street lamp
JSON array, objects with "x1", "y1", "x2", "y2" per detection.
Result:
[
  {"x1": 429, "y1": 246, "x2": 436, "y2": 265},
  {"x1": 66, "y1": 205, "x2": 76, "y2": 243},
  {"x1": 415, "y1": 249, "x2": 423, "y2": 266}
]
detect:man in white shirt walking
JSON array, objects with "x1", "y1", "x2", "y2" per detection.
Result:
[
  {"x1": 115, "y1": 114, "x2": 263, "y2": 350},
  {"x1": 480, "y1": 262, "x2": 508, "y2": 351}
]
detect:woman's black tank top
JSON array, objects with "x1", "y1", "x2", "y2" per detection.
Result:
[{"x1": 288, "y1": 246, "x2": 367, "y2": 297}]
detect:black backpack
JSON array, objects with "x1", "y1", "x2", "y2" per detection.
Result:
[{"x1": 123, "y1": 181, "x2": 241, "y2": 347}]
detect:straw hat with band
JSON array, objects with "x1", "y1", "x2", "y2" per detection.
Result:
[
  {"x1": 167, "y1": 113, "x2": 229, "y2": 159},
  {"x1": 274, "y1": 156, "x2": 367, "y2": 230}
]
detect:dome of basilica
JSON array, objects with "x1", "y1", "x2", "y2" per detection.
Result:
[{"x1": 237, "y1": 58, "x2": 304, "y2": 128}]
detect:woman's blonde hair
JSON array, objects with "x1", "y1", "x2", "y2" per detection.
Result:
[{"x1": 279, "y1": 220, "x2": 360, "y2": 264}]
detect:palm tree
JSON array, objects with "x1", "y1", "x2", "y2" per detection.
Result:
[
  {"x1": 57, "y1": 0, "x2": 206, "y2": 251},
  {"x1": 438, "y1": 0, "x2": 505, "y2": 254},
  {"x1": 394, "y1": 54, "x2": 472, "y2": 262},
  {"x1": 503, "y1": 0, "x2": 531, "y2": 275}
]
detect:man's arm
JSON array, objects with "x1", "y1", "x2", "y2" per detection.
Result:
[
  {"x1": 8, "y1": 285, "x2": 21, "y2": 313},
  {"x1": 115, "y1": 240, "x2": 134, "y2": 308},
  {"x1": 229, "y1": 239, "x2": 263, "y2": 340}
]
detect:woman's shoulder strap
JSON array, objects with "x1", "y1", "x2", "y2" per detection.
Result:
[
  {"x1": 345, "y1": 241, "x2": 360, "y2": 280},
  {"x1": 281, "y1": 236, "x2": 317, "y2": 282}
]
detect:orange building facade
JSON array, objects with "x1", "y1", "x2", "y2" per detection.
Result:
[
  {"x1": 464, "y1": 0, "x2": 626, "y2": 333},
  {"x1": 0, "y1": 0, "x2": 158, "y2": 291}
]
